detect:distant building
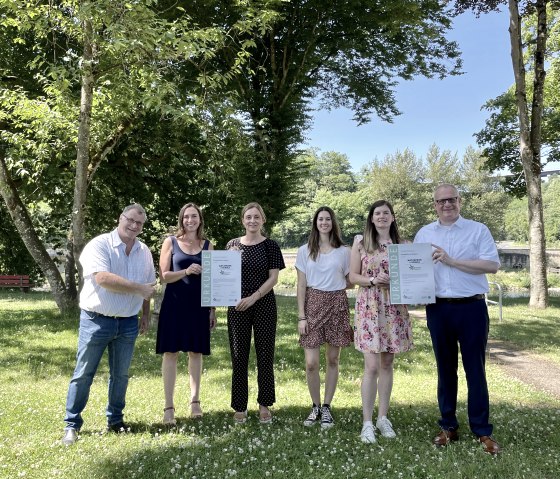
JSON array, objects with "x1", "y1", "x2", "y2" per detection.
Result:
[{"x1": 498, "y1": 247, "x2": 560, "y2": 271}]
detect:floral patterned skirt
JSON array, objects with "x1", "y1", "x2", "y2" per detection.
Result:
[{"x1": 299, "y1": 288, "x2": 353, "y2": 349}]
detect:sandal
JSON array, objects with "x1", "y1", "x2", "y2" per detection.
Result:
[
  {"x1": 259, "y1": 406, "x2": 272, "y2": 424},
  {"x1": 190, "y1": 400, "x2": 203, "y2": 419},
  {"x1": 233, "y1": 410, "x2": 248, "y2": 424},
  {"x1": 163, "y1": 406, "x2": 176, "y2": 426}
]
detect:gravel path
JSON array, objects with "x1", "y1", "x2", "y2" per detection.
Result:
[
  {"x1": 410, "y1": 310, "x2": 560, "y2": 399},
  {"x1": 487, "y1": 339, "x2": 560, "y2": 399}
]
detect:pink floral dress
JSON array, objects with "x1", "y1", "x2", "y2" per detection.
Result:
[{"x1": 354, "y1": 239, "x2": 413, "y2": 354}]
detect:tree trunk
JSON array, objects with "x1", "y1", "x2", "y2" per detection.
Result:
[
  {"x1": 508, "y1": 0, "x2": 548, "y2": 308},
  {"x1": 64, "y1": 239, "x2": 78, "y2": 300},
  {"x1": 0, "y1": 155, "x2": 77, "y2": 313},
  {"x1": 71, "y1": 17, "x2": 95, "y2": 288}
]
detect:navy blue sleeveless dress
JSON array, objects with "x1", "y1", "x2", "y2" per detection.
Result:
[{"x1": 156, "y1": 237, "x2": 211, "y2": 355}]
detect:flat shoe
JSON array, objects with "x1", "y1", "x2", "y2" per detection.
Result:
[
  {"x1": 259, "y1": 407, "x2": 272, "y2": 424},
  {"x1": 233, "y1": 410, "x2": 248, "y2": 424},
  {"x1": 163, "y1": 406, "x2": 176, "y2": 426},
  {"x1": 190, "y1": 400, "x2": 203, "y2": 419}
]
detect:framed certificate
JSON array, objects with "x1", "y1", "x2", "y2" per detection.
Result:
[
  {"x1": 388, "y1": 243, "x2": 435, "y2": 305},
  {"x1": 201, "y1": 250, "x2": 242, "y2": 307}
]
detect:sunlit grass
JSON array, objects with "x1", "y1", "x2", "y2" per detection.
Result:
[
  {"x1": 484, "y1": 296, "x2": 560, "y2": 366},
  {"x1": 0, "y1": 291, "x2": 559, "y2": 479}
]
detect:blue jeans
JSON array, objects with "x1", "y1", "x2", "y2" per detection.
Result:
[{"x1": 64, "y1": 310, "x2": 139, "y2": 430}]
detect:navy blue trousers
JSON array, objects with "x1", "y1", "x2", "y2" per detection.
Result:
[{"x1": 426, "y1": 299, "x2": 493, "y2": 437}]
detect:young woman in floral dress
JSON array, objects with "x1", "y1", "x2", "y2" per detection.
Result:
[{"x1": 349, "y1": 200, "x2": 413, "y2": 443}]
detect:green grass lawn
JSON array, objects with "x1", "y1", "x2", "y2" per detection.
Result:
[{"x1": 0, "y1": 290, "x2": 559, "y2": 479}]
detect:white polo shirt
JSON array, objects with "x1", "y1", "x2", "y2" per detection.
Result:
[
  {"x1": 79, "y1": 229, "x2": 156, "y2": 317},
  {"x1": 295, "y1": 244, "x2": 350, "y2": 291},
  {"x1": 414, "y1": 216, "x2": 500, "y2": 298}
]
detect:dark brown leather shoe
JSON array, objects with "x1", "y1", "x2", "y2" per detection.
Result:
[
  {"x1": 432, "y1": 429, "x2": 459, "y2": 446},
  {"x1": 479, "y1": 435, "x2": 501, "y2": 455}
]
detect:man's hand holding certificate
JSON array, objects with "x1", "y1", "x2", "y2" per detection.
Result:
[{"x1": 388, "y1": 243, "x2": 435, "y2": 305}]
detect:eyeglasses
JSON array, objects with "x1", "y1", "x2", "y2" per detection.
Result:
[
  {"x1": 121, "y1": 213, "x2": 145, "y2": 228},
  {"x1": 435, "y1": 197, "x2": 458, "y2": 206}
]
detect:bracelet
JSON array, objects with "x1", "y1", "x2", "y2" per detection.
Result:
[
  {"x1": 257, "y1": 289, "x2": 262, "y2": 298},
  {"x1": 185, "y1": 269, "x2": 188, "y2": 277},
  {"x1": 369, "y1": 277, "x2": 375, "y2": 287},
  {"x1": 298, "y1": 317, "x2": 306, "y2": 321}
]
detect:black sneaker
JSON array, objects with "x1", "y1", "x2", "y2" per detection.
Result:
[
  {"x1": 303, "y1": 405, "x2": 321, "y2": 427},
  {"x1": 107, "y1": 421, "x2": 130, "y2": 433},
  {"x1": 320, "y1": 405, "x2": 334, "y2": 429}
]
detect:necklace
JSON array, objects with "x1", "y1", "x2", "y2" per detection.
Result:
[{"x1": 182, "y1": 237, "x2": 197, "y2": 247}]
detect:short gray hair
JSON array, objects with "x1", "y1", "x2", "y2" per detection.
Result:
[
  {"x1": 122, "y1": 203, "x2": 147, "y2": 220},
  {"x1": 433, "y1": 183, "x2": 460, "y2": 200}
]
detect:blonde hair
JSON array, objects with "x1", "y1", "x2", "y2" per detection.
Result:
[{"x1": 241, "y1": 202, "x2": 266, "y2": 223}]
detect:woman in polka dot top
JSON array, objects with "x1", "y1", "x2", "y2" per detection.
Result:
[{"x1": 226, "y1": 202, "x2": 285, "y2": 424}]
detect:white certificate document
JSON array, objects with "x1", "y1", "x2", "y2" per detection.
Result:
[
  {"x1": 201, "y1": 250, "x2": 242, "y2": 307},
  {"x1": 388, "y1": 243, "x2": 435, "y2": 305}
]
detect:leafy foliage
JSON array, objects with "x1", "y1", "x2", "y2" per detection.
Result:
[
  {"x1": 504, "y1": 175, "x2": 560, "y2": 244},
  {"x1": 186, "y1": 0, "x2": 462, "y2": 227},
  {"x1": 273, "y1": 146, "x2": 509, "y2": 247}
]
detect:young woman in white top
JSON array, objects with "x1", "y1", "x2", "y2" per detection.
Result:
[{"x1": 295, "y1": 206, "x2": 353, "y2": 429}]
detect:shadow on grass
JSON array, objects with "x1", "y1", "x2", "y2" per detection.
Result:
[
  {"x1": 0, "y1": 293, "x2": 440, "y2": 382},
  {"x1": 83, "y1": 401, "x2": 560, "y2": 479}
]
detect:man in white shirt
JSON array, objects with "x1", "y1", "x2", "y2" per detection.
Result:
[
  {"x1": 62, "y1": 204, "x2": 156, "y2": 446},
  {"x1": 414, "y1": 184, "x2": 501, "y2": 455}
]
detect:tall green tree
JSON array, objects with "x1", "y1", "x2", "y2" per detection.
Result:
[
  {"x1": 456, "y1": 0, "x2": 551, "y2": 307},
  {"x1": 188, "y1": 0, "x2": 462, "y2": 228},
  {"x1": 0, "y1": 0, "x2": 273, "y2": 311}
]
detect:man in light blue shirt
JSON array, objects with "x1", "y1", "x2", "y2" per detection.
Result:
[
  {"x1": 414, "y1": 184, "x2": 501, "y2": 455},
  {"x1": 62, "y1": 204, "x2": 156, "y2": 446}
]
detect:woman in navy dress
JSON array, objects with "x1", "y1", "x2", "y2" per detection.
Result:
[
  {"x1": 226, "y1": 202, "x2": 285, "y2": 424},
  {"x1": 156, "y1": 203, "x2": 216, "y2": 425}
]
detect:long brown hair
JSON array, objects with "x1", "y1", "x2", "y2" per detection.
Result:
[
  {"x1": 362, "y1": 200, "x2": 401, "y2": 253},
  {"x1": 307, "y1": 206, "x2": 344, "y2": 261},
  {"x1": 176, "y1": 203, "x2": 205, "y2": 239}
]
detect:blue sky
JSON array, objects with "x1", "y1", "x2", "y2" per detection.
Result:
[{"x1": 305, "y1": 8, "x2": 514, "y2": 172}]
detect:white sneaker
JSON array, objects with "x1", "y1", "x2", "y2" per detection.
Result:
[
  {"x1": 303, "y1": 405, "x2": 321, "y2": 427},
  {"x1": 360, "y1": 424, "x2": 376, "y2": 443},
  {"x1": 376, "y1": 416, "x2": 396, "y2": 438}
]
